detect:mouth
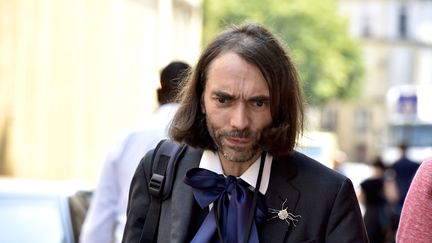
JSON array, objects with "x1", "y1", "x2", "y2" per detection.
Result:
[{"x1": 225, "y1": 136, "x2": 253, "y2": 148}]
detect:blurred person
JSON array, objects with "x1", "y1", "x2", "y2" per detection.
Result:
[
  {"x1": 396, "y1": 157, "x2": 432, "y2": 242},
  {"x1": 122, "y1": 23, "x2": 368, "y2": 243},
  {"x1": 79, "y1": 61, "x2": 191, "y2": 243},
  {"x1": 388, "y1": 142, "x2": 419, "y2": 239},
  {"x1": 359, "y1": 157, "x2": 392, "y2": 243}
]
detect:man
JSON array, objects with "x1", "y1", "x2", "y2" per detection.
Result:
[
  {"x1": 388, "y1": 142, "x2": 419, "y2": 240},
  {"x1": 359, "y1": 158, "x2": 389, "y2": 243},
  {"x1": 80, "y1": 61, "x2": 190, "y2": 243},
  {"x1": 123, "y1": 23, "x2": 368, "y2": 242},
  {"x1": 391, "y1": 142, "x2": 420, "y2": 210}
]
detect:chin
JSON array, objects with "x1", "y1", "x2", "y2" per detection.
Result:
[{"x1": 223, "y1": 148, "x2": 257, "y2": 164}]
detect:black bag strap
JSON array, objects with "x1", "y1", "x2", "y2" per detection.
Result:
[{"x1": 140, "y1": 139, "x2": 186, "y2": 243}]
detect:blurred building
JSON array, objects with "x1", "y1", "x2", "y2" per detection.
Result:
[
  {"x1": 322, "y1": 0, "x2": 432, "y2": 163},
  {"x1": 0, "y1": 0, "x2": 202, "y2": 183}
]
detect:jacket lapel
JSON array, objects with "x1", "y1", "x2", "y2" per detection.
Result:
[
  {"x1": 260, "y1": 155, "x2": 300, "y2": 243},
  {"x1": 159, "y1": 149, "x2": 300, "y2": 243}
]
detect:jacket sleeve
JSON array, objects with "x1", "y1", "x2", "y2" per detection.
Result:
[
  {"x1": 325, "y1": 178, "x2": 369, "y2": 243},
  {"x1": 396, "y1": 158, "x2": 432, "y2": 241},
  {"x1": 121, "y1": 150, "x2": 154, "y2": 243}
]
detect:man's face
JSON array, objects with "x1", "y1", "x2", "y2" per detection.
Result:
[{"x1": 203, "y1": 51, "x2": 272, "y2": 164}]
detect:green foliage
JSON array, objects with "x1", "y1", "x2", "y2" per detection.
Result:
[{"x1": 204, "y1": 0, "x2": 364, "y2": 105}]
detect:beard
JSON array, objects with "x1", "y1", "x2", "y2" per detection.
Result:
[{"x1": 206, "y1": 120, "x2": 262, "y2": 163}]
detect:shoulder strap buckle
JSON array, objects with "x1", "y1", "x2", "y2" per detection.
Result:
[{"x1": 149, "y1": 173, "x2": 164, "y2": 197}]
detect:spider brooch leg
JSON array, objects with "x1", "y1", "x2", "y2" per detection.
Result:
[{"x1": 267, "y1": 199, "x2": 302, "y2": 227}]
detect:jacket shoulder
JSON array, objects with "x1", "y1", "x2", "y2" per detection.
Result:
[{"x1": 278, "y1": 151, "x2": 347, "y2": 183}]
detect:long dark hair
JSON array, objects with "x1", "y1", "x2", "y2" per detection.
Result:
[{"x1": 169, "y1": 23, "x2": 304, "y2": 156}]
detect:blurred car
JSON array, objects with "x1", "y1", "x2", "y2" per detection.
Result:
[
  {"x1": 0, "y1": 178, "x2": 92, "y2": 243},
  {"x1": 336, "y1": 161, "x2": 373, "y2": 190}
]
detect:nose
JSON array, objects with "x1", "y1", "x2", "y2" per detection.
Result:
[{"x1": 230, "y1": 103, "x2": 250, "y2": 130}]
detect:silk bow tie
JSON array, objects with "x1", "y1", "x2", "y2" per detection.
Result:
[{"x1": 184, "y1": 167, "x2": 266, "y2": 243}]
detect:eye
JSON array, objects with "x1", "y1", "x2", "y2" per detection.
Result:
[
  {"x1": 254, "y1": 100, "x2": 264, "y2": 107},
  {"x1": 217, "y1": 97, "x2": 226, "y2": 104},
  {"x1": 251, "y1": 98, "x2": 269, "y2": 108}
]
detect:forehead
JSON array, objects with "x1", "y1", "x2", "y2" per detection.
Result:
[{"x1": 205, "y1": 52, "x2": 269, "y2": 96}]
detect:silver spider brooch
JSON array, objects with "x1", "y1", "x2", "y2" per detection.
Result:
[{"x1": 267, "y1": 198, "x2": 301, "y2": 227}]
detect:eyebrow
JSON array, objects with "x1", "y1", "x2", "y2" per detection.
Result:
[
  {"x1": 213, "y1": 91, "x2": 235, "y2": 100},
  {"x1": 213, "y1": 91, "x2": 270, "y2": 102},
  {"x1": 250, "y1": 95, "x2": 270, "y2": 101}
]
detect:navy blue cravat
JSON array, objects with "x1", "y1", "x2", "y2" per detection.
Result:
[{"x1": 184, "y1": 167, "x2": 266, "y2": 243}]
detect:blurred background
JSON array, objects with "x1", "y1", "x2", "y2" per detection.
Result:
[
  {"x1": 1, "y1": 0, "x2": 431, "y2": 242},
  {"x1": 1, "y1": 0, "x2": 432, "y2": 187},
  {"x1": 2, "y1": 0, "x2": 431, "y2": 183},
  {"x1": 0, "y1": 0, "x2": 202, "y2": 183}
]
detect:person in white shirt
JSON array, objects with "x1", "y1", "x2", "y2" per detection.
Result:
[{"x1": 79, "y1": 61, "x2": 190, "y2": 243}]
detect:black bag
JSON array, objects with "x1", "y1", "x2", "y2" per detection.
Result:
[{"x1": 139, "y1": 139, "x2": 186, "y2": 243}]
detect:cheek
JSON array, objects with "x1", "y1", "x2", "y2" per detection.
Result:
[
  {"x1": 205, "y1": 109, "x2": 226, "y2": 130},
  {"x1": 257, "y1": 110, "x2": 273, "y2": 130}
]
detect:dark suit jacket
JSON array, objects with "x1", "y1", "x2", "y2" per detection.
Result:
[
  {"x1": 122, "y1": 145, "x2": 368, "y2": 243},
  {"x1": 392, "y1": 156, "x2": 420, "y2": 207}
]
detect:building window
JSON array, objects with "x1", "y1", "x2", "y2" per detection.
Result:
[
  {"x1": 398, "y1": 5, "x2": 407, "y2": 39},
  {"x1": 322, "y1": 109, "x2": 338, "y2": 131},
  {"x1": 361, "y1": 16, "x2": 371, "y2": 38},
  {"x1": 355, "y1": 143, "x2": 367, "y2": 162},
  {"x1": 355, "y1": 109, "x2": 368, "y2": 134}
]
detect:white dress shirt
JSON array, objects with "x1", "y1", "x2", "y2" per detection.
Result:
[
  {"x1": 80, "y1": 103, "x2": 179, "y2": 243},
  {"x1": 199, "y1": 150, "x2": 273, "y2": 194}
]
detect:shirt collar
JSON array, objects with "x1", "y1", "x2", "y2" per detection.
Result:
[{"x1": 199, "y1": 150, "x2": 273, "y2": 194}]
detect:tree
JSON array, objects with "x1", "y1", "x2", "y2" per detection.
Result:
[{"x1": 204, "y1": 0, "x2": 363, "y2": 106}]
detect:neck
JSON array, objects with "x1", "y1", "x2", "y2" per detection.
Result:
[{"x1": 218, "y1": 152, "x2": 262, "y2": 177}]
